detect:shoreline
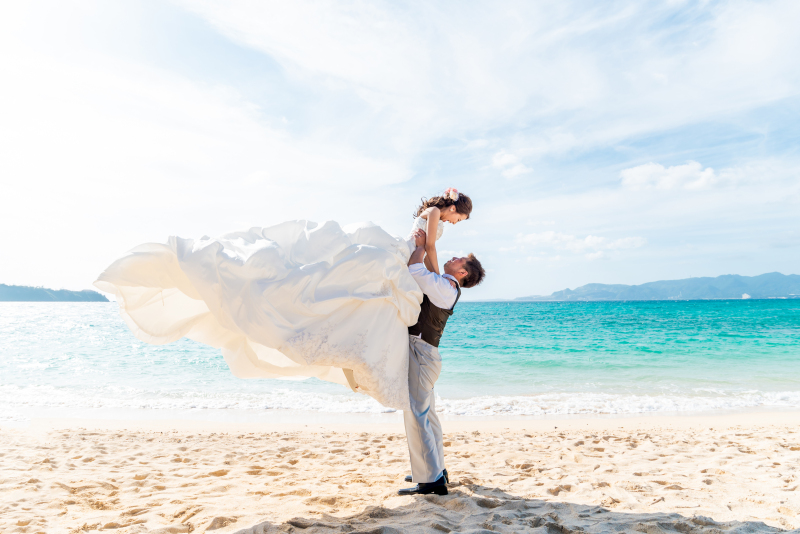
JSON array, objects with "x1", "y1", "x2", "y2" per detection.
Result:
[{"x1": 8, "y1": 407, "x2": 800, "y2": 434}]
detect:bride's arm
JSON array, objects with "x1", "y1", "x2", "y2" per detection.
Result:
[
  {"x1": 423, "y1": 250, "x2": 436, "y2": 274},
  {"x1": 424, "y1": 207, "x2": 441, "y2": 275}
]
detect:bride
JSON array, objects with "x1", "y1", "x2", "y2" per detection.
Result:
[{"x1": 95, "y1": 189, "x2": 473, "y2": 411}]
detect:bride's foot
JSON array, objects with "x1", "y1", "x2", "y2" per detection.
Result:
[{"x1": 404, "y1": 468, "x2": 448, "y2": 484}]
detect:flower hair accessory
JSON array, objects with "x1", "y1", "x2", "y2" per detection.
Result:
[{"x1": 445, "y1": 187, "x2": 459, "y2": 201}]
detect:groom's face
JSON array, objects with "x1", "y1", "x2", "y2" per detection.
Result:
[{"x1": 443, "y1": 256, "x2": 468, "y2": 279}]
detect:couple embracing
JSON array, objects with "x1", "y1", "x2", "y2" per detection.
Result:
[{"x1": 95, "y1": 187, "x2": 485, "y2": 497}]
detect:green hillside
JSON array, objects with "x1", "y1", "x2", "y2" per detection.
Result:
[
  {"x1": 517, "y1": 272, "x2": 800, "y2": 301},
  {"x1": 0, "y1": 284, "x2": 109, "y2": 302}
]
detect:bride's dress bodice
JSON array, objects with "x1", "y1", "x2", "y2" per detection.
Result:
[{"x1": 406, "y1": 216, "x2": 444, "y2": 251}]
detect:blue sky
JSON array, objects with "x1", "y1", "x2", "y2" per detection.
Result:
[{"x1": 1, "y1": 0, "x2": 798, "y2": 299}]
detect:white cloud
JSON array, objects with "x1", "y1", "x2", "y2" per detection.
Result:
[
  {"x1": 502, "y1": 164, "x2": 533, "y2": 179},
  {"x1": 492, "y1": 151, "x2": 520, "y2": 167},
  {"x1": 0, "y1": 55, "x2": 406, "y2": 197},
  {"x1": 438, "y1": 250, "x2": 466, "y2": 258},
  {"x1": 621, "y1": 161, "x2": 722, "y2": 190},
  {"x1": 619, "y1": 159, "x2": 799, "y2": 191},
  {"x1": 179, "y1": 0, "x2": 800, "y2": 159},
  {"x1": 516, "y1": 231, "x2": 647, "y2": 254},
  {"x1": 465, "y1": 139, "x2": 489, "y2": 149},
  {"x1": 492, "y1": 150, "x2": 532, "y2": 178},
  {"x1": 526, "y1": 255, "x2": 562, "y2": 262},
  {"x1": 605, "y1": 236, "x2": 649, "y2": 250},
  {"x1": 585, "y1": 251, "x2": 607, "y2": 261}
]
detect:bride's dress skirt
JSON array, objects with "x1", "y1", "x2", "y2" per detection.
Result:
[{"x1": 95, "y1": 220, "x2": 422, "y2": 411}]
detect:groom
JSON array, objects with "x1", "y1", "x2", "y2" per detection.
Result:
[{"x1": 399, "y1": 228, "x2": 485, "y2": 496}]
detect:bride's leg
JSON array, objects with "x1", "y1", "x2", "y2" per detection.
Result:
[{"x1": 342, "y1": 368, "x2": 359, "y2": 392}]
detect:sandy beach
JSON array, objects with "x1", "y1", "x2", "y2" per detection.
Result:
[{"x1": 2, "y1": 412, "x2": 800, "y2": 533}]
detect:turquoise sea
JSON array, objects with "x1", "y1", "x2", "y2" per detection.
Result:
[{"x1": 1, "y1": 300, "x2": 799, "y2": 423}]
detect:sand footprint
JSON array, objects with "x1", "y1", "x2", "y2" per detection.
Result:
[
  {"x1": 122, "y1": 507, "x2": 150, "y2": 517},
  {"x1": 206, "y1": 516, "x2": 237, "y2": 530},
  {"x1": 547, "y1": 485, "x2": 573, "y2": 496}
]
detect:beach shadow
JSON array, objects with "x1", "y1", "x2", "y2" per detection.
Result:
[{"x1": 233, "y1": 483, "x2": 788, "y2": 534}]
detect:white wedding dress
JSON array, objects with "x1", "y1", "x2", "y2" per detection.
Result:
[{"x1": 95, "y1": 217, "x2": 444, "y2": 411}]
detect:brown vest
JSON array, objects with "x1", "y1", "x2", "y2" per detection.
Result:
[{"x1": 408, "y1": 278, "x2": 461, "y2": 347}]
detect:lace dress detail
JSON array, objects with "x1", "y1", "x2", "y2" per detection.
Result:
[{"x1": 405, "y1": 216, "x2": 445, "y2": 254}]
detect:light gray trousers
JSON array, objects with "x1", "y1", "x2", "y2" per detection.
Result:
[{"x1": 403, "y1": 335, "x2": 445, "y2": 484}]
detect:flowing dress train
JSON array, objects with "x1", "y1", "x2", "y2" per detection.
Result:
[{"x1": 95, "y1": 218, "x2": 443, "y2": 410}]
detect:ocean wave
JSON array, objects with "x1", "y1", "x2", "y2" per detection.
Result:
[
  {"x1": 0, "y1": 384, "x2": 394, "y2": 416},
  {"x1": 2, "y1": 384, "x2": 800, "y2": 420},
  {"x1": 435, "y1": 391, "x2": 800, "y2": 416}
]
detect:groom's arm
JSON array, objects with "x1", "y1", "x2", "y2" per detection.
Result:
[
  {"x1": 408, "y1": 264, "x2": 458, "y2": 309},
  {"x1": 407, "y1": 230, "x2": 457, "y2": 309},
  {"x1": 410, "y1": 229, "x2": 442, "y2": 277},
  {"x1": 408, "y1": 244, "x2": 426, "y2": 266}
]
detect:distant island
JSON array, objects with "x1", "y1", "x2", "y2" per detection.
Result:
[
  {"x1": 0, "y1": 284, "x2": 109, "y2": 302},
  {"x1": 517, "y1": 272, "x2": 800, "y2": 301}
]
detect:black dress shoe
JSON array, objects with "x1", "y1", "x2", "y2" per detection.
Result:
[
  {"x1": 398, "y1": 474, "x2": 448, "y2": 496},
  {"x1": 405, "y1": 468, "x2": 448, "y2": 484}
]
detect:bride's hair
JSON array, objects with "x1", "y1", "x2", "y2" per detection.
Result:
[{"x1": 414, "y1": 191, "x2": 473, "y2": 218}]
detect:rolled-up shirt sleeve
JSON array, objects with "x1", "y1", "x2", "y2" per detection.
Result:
[{"x1": 408, "y1": 263, "x2": 458, "y2": 309}]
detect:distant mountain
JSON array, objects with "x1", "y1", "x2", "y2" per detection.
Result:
[
  {"x1": 0, "y1": 284, "x2": 109, "y2": 302},
  {"x1": 517, "y1": 272, "x2": 800, "y2": 301}
]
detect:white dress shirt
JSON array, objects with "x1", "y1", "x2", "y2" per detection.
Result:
[{"x1": 408, "y1": 263, "x2": 458, "y2": 309}]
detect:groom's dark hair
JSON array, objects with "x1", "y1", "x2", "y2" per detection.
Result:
[{"x1": 461, "y1": 253, "x2": 485, "y2": 288}]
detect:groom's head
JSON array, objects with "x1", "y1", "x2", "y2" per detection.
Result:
[{"x1": 444, "y1": 254, "x2": 485, "y2": 288}]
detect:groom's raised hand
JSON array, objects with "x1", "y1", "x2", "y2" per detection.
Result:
[
  {"x1": 409, "y1": 229, "x2": 428, "y2": 267},
  {"x1": 413, "y1": 229, "x2": 427, "y2": 248}
]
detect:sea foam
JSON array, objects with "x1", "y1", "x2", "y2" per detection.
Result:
[{"x1": 3, "y1": 383, "x2": 800, "y2": 422}]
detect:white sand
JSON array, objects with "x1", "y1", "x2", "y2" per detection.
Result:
[{"x1": 2, "y1": 412, "x2": 800, "y2": 533}]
